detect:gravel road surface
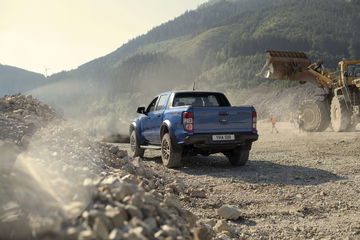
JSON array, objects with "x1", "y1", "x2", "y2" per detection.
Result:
[{"x1": 118, "y1": 122, "x2": 360, "y2": 239}]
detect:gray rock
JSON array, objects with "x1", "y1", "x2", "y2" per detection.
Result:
[
  {"x1": 105, "y1": 206, "x2": 128, "y2": 228},
  {"x1": 217, "y1": 205, "x2": 241, "y2": 220},
  {"x1": 130, "y1": 193, "x2": 144, "y2": 207},
  {"x1": 78, "y1": 230, "x2": 94, "y2": 240},
  {"x1": 108, "y1": 229, "x2": 123, "y2": 240},
  {"x1": 161, "y1": 225, "x2": 179, "y2": 238},
  {"x1": 121, "y1": 174, "x2": 139, "y2": 184},
  {"x1": 163, "y1": 195, "x2": 182, "y2": 210},
  {"x1": 126, "y1": 205, "x2": 144, "y2": 220},
  {"x1": 110, "y1": 146, "x2": 119, "y2": 154},
  {"x1": 213, "y1": 220, "x2": 233, "y2": 234},
  {"x1": 154, "y1": 229, "x2": 168, "y2": 239},
  {"x1": 66, "y1": 227, "x2": 79, "y2": 239},
  {"x1": 144, "y1": 217, "x2": 158, "y2": 232},
  {"x1": 93, "y1": 217, "x2": 110, "y2": 240},
  {"x1": 181, "y1": 210, "x2": 197, "y2": 228},
  {"x1": 116, "y1": 150, "x2": 128, "y2": 158},
  {"x1": 123, "y1": 230, "x2": 148, "y2": 240},
  {"x1": 113, "y1": 182, "x2": 138, "y2": 201},
  {"x1": 215, "y1": 233, "x2": 232, "y2": 240},
  {"x1": 193, "y1": 225, "x2": 214, "y2": 240},
  {"x1": 101, "y1": 176, "x2": 120, "y2": 186},
  {"x1": 64, "y1": 201, "x2": 85, "y2": 219},
  {"x1": 189, "y1": 189, "x2": 206, "y2": 198},
  {"x1": 129, "y1": 219, "x2": 151, "y2": 237},
  {"x1": 167, "y1": 181, "x2": 186, "y2": 194}
]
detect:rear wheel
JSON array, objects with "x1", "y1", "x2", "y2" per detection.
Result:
[
  {"x1": 227, "y1": 149, "x2": 250, "y2": 166},
  {"x1": 331, "y1": 96, "x2": 351, "y2": 132},
  {"x1": 161, "y1": 133, "x2": 182, "y2": 168},
  {"x1": 226, "y1": 144, "x2": 251, "y2": 166},
  {"x1": 299, "y1": 100, "x2": 330, "y2": 132},
  {"x1": 129, "y1": 130, "x2": 145, "y2": 158}
]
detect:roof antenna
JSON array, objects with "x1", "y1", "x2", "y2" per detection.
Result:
[{"x1": 192, "y1": 81, "x2": 196, "y2": 91}]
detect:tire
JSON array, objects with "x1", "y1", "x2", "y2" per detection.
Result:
[
  {"x1": 161, "y1": 133, "x2": 182, "y2": 168},
  {"x1": 331, "y1": 96, "x2": 351, "y2": 132},
  {"x1": 298, "y1": 100, "x2": 330, "y2": 132},
  {"x1": 227, "y1": 147, "x2": 250, "y2": 166},
  {"x1": 129, "y1": 130, "x2": 145, "y2": 158}
]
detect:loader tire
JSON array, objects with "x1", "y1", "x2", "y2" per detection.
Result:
[
  {"x1": 331, "y1": 96, "x2": 351, "y2": 132},
  {"x1": 299, "y1": 100, "x2": 330, "y2": 132}
]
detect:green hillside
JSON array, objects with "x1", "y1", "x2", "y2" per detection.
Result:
[
  {"x1": 31, "y1": 0, "x2": 360, "y2": 135},
  {"x1": 0, "y1": 65, "x2": 47, "y2": 97},
  {"x1": 52, "y1": 0, "x2": 360, "y2": 91}
]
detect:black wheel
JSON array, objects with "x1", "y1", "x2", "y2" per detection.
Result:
[
  {"x1": 161, "y1": 133, "x2": 182, "y2": 168},
  {"x1": 227, "y1": 147, "x2": 250, "y2": 166},
  {"x1": 331, "y1": 96, "x2": 351, "y2": 132},
  {"x1": 129, "y1": 130, "x2": 145, "y2": 158},
  {"x1": 299, "y1": 99, "x2": 330, "y2": 132}
]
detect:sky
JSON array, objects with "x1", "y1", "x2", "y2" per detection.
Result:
[{"x1": 0, "y1": 0, "x2": 209, "y2": 75}]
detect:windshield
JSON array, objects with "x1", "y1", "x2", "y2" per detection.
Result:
[
  {"x1": 172, "y1": 92, "x2": 231, "y2": 107},
  {"x1": 347, "y1": 64, "x2": 360, "y2": 77}
]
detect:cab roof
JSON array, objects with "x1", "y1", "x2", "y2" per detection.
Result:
[{"x1": 158, "y1": 90, "x2": 225, "y2": 96}]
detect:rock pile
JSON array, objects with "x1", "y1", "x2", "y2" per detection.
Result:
[
  {"x1": 0, "y1": 95, "x2": 200, "y2": 240},
  {"x1": 0, "y1": 94, "x2": 59, "y2": 145}
]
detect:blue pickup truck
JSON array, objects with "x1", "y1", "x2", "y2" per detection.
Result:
[{"x1": 129, "y1": 91, "x2": 258, "y2": 168}]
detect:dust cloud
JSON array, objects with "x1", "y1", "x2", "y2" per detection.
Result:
[
  {"x1": 28, "y1": 79, "x2": 128, "y2": 138},
  {"x1": 0, "y1": 122, "x2": 104, "y2": 238},
  {"x1": 226, "y1": 82, "x2": 323, "y2": 121}
]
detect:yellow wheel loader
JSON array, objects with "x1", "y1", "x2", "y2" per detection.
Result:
[{"x1": 258, "y1": 50, "x2": 360, "y2": 132}]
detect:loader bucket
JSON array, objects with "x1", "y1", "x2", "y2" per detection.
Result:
[{"x1": 258, "y1": 50, "x2": 312, "y2": 81}]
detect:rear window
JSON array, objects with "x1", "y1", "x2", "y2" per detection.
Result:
[{"x1": 172, "y1": 92, "x2": 231, "y2": 107}]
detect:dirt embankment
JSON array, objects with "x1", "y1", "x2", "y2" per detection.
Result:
[{"x1": 0, "y1": 95, "x2": 204, "y2": 240}]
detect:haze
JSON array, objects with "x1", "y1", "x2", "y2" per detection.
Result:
[{"x1": 0, "y1": 0, "x2": 208, "y2": 75}]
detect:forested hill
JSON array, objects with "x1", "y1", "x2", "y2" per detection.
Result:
[
  {"x1": 49, "y1": 0, "x2": 360, "y2": 100},
  {"x1": 27, "y1": 0, "x2": 360, "y2": 135},
  {"x1": 0, "y1": 65, "x2": 46, "y2": 96}
]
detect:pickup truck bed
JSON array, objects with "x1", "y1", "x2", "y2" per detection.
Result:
[{"x1": 130, "y1": 91, "x2": 258, "y2": 168}]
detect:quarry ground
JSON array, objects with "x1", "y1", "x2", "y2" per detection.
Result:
[
  {"x1": 2, "y1": 94, "x2": 359, "y2": 239},
  {"x1": 118, "y1": 122, "x2": 360, "y2": 239}
]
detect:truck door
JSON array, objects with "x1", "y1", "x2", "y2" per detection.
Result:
[
  {"x1": 142, "y1": 94, "x2": 169, "y2": 144},
  {"x1": 142, "y1": 97, "x2": 158, "y2": 142}
]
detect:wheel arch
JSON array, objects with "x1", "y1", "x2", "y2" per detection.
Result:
[
  {"x1": 129, "y1": 122, "x2": 136, "y2": 135},
  {"x1": 130, "y1": 121, "x2": 145, "y2": 145},
  {"x1": 160, "y1": 120, "x2": 171, "y2": 139}
]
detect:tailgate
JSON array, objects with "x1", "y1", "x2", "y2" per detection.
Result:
[{"x1": 193, "y1": 107, "x2": 253, "y2": 133}]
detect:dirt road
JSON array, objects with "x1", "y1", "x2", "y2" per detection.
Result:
[{"x1": 118, "y1": 122, "x2": 360, "y2": 239}]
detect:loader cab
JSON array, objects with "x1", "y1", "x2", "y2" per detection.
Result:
[{"x1": 339, "y1": 60, "x2": 360, "y2": 87}]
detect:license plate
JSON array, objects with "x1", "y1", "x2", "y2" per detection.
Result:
[{"x1": 212, "y1": 134, "x2": 235, "y2": 141}]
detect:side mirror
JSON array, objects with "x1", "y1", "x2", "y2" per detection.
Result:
[{"x1": 137, "y1": 107, "x2": 146, "y2": 114}]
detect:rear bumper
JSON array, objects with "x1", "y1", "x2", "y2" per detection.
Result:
[{"x1": 182, "y1": 132, "x2": 258, "y2": 150}]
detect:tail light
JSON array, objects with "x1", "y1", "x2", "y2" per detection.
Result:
[
  {"x1": 252, "y1": 111, "x2": 257, "y2": 131},
  {"x1": 183, "y1": 111, "x2": 194, "y2": 132}
]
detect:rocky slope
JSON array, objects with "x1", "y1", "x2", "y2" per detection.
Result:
[{"x1": 0, "y1": 95, "x2": 209, "y2": 240}]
